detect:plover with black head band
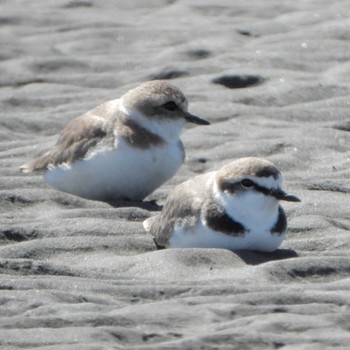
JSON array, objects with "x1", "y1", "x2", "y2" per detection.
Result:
[
  {"x1": 20, "y1": 80, "x2": 209, "y2": 201},
  {"x1": 144, "y1": 157, "x2": 300, "y2": 252}
]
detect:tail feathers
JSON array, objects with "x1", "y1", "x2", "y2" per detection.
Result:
[
  {"x1": 19, "y1": 154, "x2": 51, "y2": 173},
  {"x1": 143, "y1": 216, "x2": 167, "y2": 249},
  {"x1": 19, "y1": 160, "x2": 38, "y2": 173},
  {"x1": 143, "y1": 216, "x2": 158, "y2": 233}
]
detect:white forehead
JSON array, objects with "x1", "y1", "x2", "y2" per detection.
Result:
[
  {"x1": 248, "y1": 174, "x2": 283, "y2": 189},
  {"x1": 216, "y1": 173, "x2": 283, "y2": 193},
  {"x1": 216, "y1": 158, "x2": 283, "y2": 189}
]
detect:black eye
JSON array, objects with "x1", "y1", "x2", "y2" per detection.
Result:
[
  {"x1": 241, "y1": 179, "x2": 254, "y2": 188},
  {"x1": 163, "y1": 101, "x2": 177, "y2": 111}
]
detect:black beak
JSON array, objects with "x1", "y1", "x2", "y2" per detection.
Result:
[
  {"x1": 184, "y1": 112, "x2": 210, "y2": 125},
  {"x1": 272, "y1": 189, "x2": 301, "y2": 202}
]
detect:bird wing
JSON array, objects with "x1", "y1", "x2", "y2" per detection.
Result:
[
  {"x1": 20, "y1": 101, "x2": 118, "y2": 172},
  {"x1": 145, "y1": 171, "x2": 215, "y2": 248}
]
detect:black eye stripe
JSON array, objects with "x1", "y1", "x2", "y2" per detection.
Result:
[
  {"x1": 253, "y1": 183, "x2": 273, "y2": 196},
  {"x1": 219, "y1": 179, "x2": 274, "y2": 196}
]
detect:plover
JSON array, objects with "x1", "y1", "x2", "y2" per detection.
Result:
[
  {"x1": 144, "y1": 157, "x2": 300, "y2": 252},
  {"x1": 20, "y1": 80, "x2": 209, "y2": 201}
]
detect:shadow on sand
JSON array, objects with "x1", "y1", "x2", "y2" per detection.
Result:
[
  {"x1": 234, "y1": 249, "x2": 299, "y2": 265},
  {"x1": 106, "y1": 199, "x2": 163, "y2": 211}
]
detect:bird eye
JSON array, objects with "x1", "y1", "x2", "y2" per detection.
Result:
[
  {"x1": 241, "y1": 179, "x2": 254, "y2": 188},
  {"x1": 163, "y1": 101, "x2": 177, "y2": 111}
]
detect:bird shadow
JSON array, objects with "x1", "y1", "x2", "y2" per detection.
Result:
[
  {"x1": 106, "y1": 199, "x2": 163, "y2": 211},
  {"x1": 233, "y1": 249, "x2": 298, "y2": 265},
  {"x1": 151, "y1": 241, "x2": 299, "y2": 266}
]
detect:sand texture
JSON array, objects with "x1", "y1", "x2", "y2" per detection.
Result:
[{"x1": 1, "y1": 0, "x2": 350, "y2": 349}]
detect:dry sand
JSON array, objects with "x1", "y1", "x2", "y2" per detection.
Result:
[{"x1": 1, "y1": 0, "x2": 350, "y2": 349}]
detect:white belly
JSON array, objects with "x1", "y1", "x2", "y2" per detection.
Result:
[
  {"x1": 169, "y1": 221, "x2": 286, "y2": 252},
  {"x1": 45, "y1": 140, "x2": 183, "y2": 201}
]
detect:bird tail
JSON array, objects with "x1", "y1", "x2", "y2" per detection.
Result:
[{"x1": 143, "y1": 216, "x2": 158, "y2": 232}]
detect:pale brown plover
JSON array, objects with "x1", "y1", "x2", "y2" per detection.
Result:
[
  {"x1": 20, "y1": 80, "x2": 209, "y2": 201},
  {"x1": 144, "y1": 157, "x2": 300, "y2": 252}
]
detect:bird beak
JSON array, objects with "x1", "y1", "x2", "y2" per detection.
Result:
[
  {"x1": 272, "y1": 189, "x2": 301, "y2": 202},
  {"x1": 184, "y1": 112, "x2": 210, "y2": 125}
]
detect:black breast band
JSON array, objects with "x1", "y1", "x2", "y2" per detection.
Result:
[{"x1": 205, "y1": 201, "x2": 246, "y2": 236}]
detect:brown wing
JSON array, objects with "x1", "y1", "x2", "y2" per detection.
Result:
[
  {"x1": 146, "y1": 172, "x2": 215, "y2": 248},
  {"x1": 20, "y1": 106, "x2": 114, "y2": 172}
]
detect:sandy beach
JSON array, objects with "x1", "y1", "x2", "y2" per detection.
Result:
[{"x1": 1, "y1": 0, "x2": 350, "y2": 348}]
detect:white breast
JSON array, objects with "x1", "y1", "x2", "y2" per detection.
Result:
[
  {"x1": 169, "y1": 187, "x2": 286, "y2": 252},
  {"x1": 169, "y1": 219, "x2": 285, "y2": 252},
  {"x1": 44, "y1": 138, "x2": 183, "y2": 201}
]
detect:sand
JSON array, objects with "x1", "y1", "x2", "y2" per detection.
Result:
[{"x1": 1, "y1": 0, "x2": 350, "y2": 349}]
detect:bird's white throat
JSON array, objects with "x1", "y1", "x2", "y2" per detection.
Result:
[
  {"x1": 213, "y1": 181, "x2": 279, "y2": 231},
  {"x1": 119, "y1": 101, "x2": 186, "y2": 143}
]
